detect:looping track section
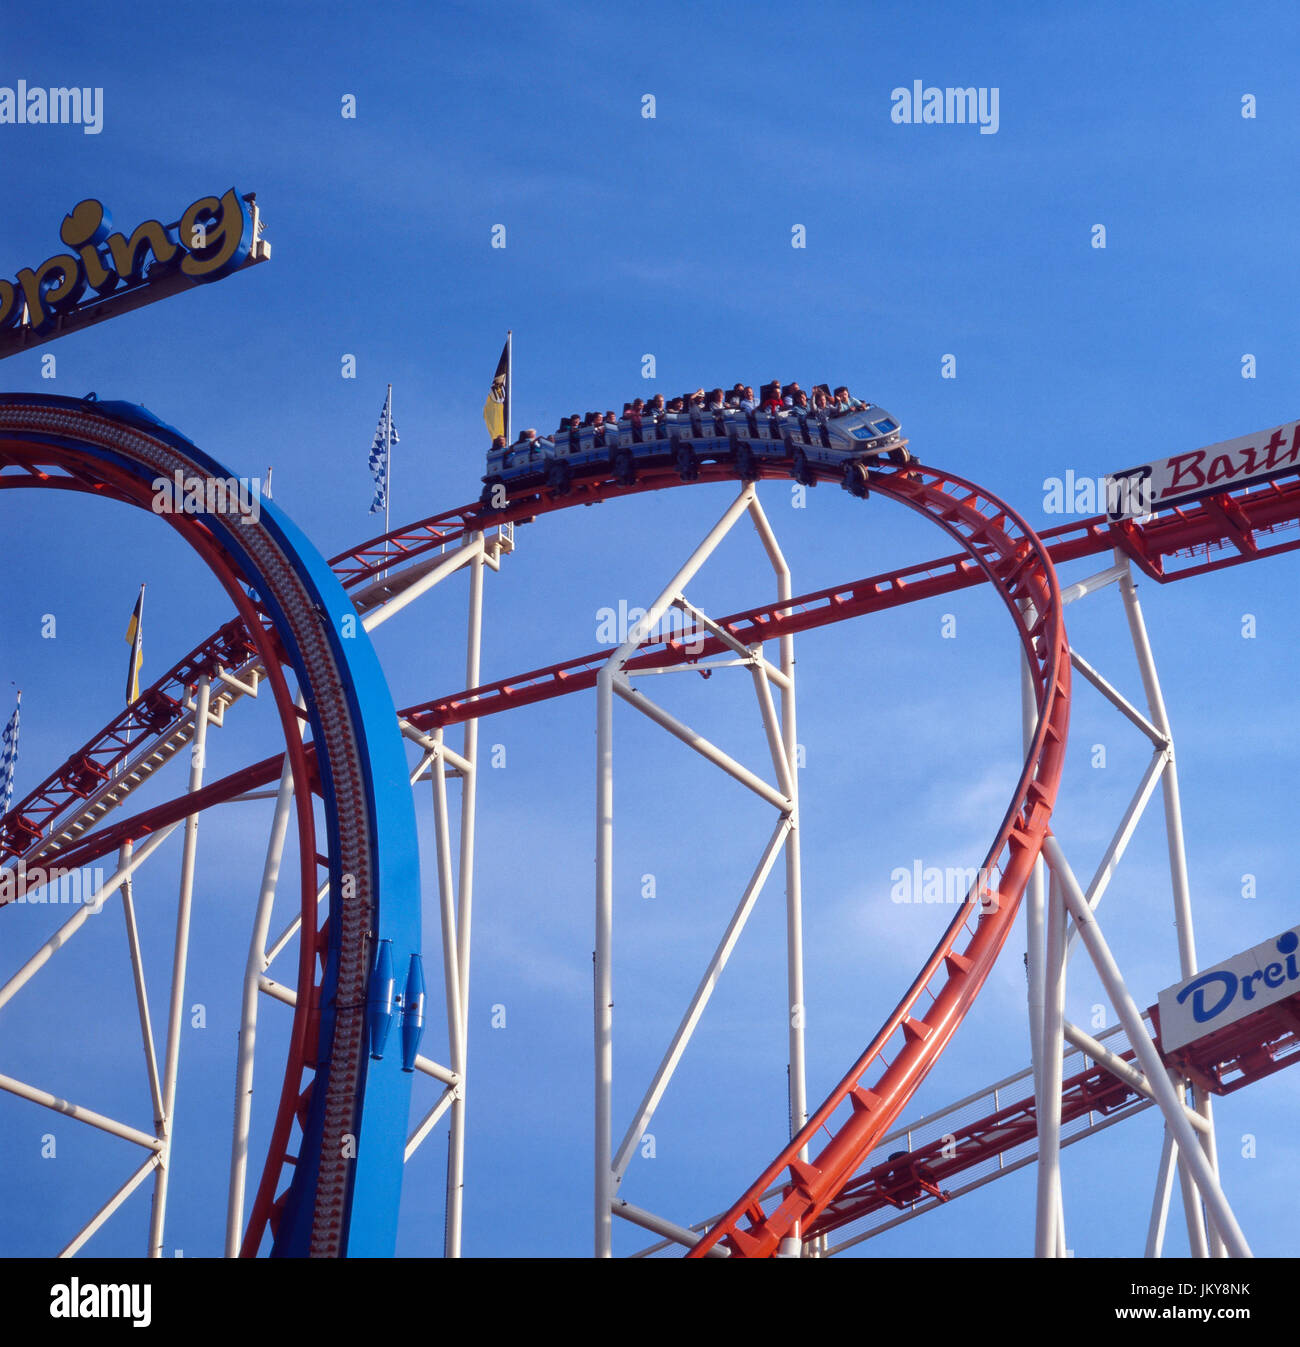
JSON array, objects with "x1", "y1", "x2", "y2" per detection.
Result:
[
  {"x1": 656, "y1": 461, "x2": 1074, "y2": 1256},
  {"x1": 451, "y1": 454, "x2": 1072, "y2": 1258},
  {"x1": 0, "y1": 394, "x2": 421, "y2": 1257},
  {"x1": 2, "y1": 427, "x2": 1069, "y2": 1256}
]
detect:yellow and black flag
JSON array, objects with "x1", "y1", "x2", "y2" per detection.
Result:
[
  {"x1": 483, "y1": 334, "x2": 510, "y2": 441},
  {"x1": 124, "y1": 584, "x2": 145, "y2": 705}
]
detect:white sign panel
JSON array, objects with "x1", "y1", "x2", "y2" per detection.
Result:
[
  {"x1": 1158, "y1": 926, "x2": 1300, "y2": 1054},
  {"x1": 1105, "y1": 418, "x2": 1300, "y2": 521}
]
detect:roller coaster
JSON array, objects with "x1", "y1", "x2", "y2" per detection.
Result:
[{"x1": 2, "y1": 389, "x2": 1298, "y2": 1258}]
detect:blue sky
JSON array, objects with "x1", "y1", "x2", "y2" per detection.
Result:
[{"x1": 0, "y1": 0, "x2": 1298, "y2": 1259}]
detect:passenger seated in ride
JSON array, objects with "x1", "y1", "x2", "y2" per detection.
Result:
[
  {"x1": 833, "y1": 386, "x2": 866, "y2": 413},
  {"x1": 811, "y1": 389, "x2": 832, "y2": 417},
  {"x1": 740, "y1": 385, "x2": 756, "y2": 412},
  {"x1": 666, "y1": 396, "x2": 685, "y2": 413},
  {"x1": 647, "y1": 393, "x2": 666, "y2": 418},
  {"x1": 790, "y1": 389, "x2": 810, "y2": 412},
  {"x1": 508, "y1": 427, "x2": 548, "y2": 465},
  {"x1": 759, "y1": 381, "x2": 784, "y2": 414},
  {"x1": 706, "y1": 388, "x2": 726, "y2": 412},
  {"x1": 581, "y1": 411, "x2": 605, "y2": 446}
]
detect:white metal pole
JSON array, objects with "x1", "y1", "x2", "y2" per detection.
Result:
[
  {"x1": 118, "y1": 840, "x2": 164, "y2": 1124},
  {"x1": 1145, "y1": 1125, "x2": 1178, "y2": 1258},
  {"x1": 147, "y1": 675, "x2": 211, "y2": 1258},
  {"x1": 384, "y1": 383, "x2": 392, "y2": 575},
  {"x1": 1022, "y1": 630, "x2": 1052, "y2": 1256},
  {"x1": 746, "y1": 494, "x2": 809, "y2": 1254},
  {"x1": 611, "y1": 817, "x2": 792, "y2": 1181},
  {"x1": 60, "y1": 1153, "x2": 161, "y2": 1258},
  {"x1": 0, "y1": 1071, "x2": 162, "y2": 1149},
  {"x1": 434, "y1": 728, "x2": 467, "y2": 1256},
  {"x1": 0, "y1": 825, "x2": 179, "y2": 1013},
  {"x1": 1036, "y1": 869, "x2": 1067, "y2": 1256},
  {"x1": 779, "y1": 624, "x2": 807, "y2": 1146},
  {"x1": 1116, "y1": 555, "x2": 1225, "y2": 1258},
  {"x1": 594, "y1": 484, "x2": 760, "y2": 1259},
  {"x1": 595, "y1": 657, "x2": 615, "y2": 1259},
  {"x1": 445, "y1": 540, "x2": 483, "y2": 1258},
  {"x1": 225, "y1": 748, "x2": 296, "y2": 1256},
  {"x1": 1043, "y1": 834, "x2": 1251, "y2": 1257}
]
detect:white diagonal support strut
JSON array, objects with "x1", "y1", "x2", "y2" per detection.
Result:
[{"x1": 593, "y1": 484, "x2": 808, "y2": 1257}]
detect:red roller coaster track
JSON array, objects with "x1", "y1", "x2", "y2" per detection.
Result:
[{"x1": 5, "y1": 447, "x2": 1300, "y2": 1255}]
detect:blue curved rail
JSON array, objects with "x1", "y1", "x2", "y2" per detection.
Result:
[{"x1": 0, "y1": 393, "x2": 421, "y2": 1256}]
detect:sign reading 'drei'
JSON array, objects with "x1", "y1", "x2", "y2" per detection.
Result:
[
  {"x1": 1157, "y1": 926, "x2": 1300, "y2": 1054},
  {"x1": 0, "y1": 188, "x2": 269, "y2": 359},
  {"x1": 1105, "y1": 418, "x2": 1300, "y2": 522}
]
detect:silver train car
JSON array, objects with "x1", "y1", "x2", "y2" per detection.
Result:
[{"x1": 481, "y1": 403, "x2": 912, "y2": 507}]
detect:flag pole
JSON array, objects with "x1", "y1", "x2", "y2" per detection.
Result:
[
  {"x1": 385, "y1": 382, "x2": 392, "y2": 577},
  {"x1": 506, "y1": 330, "x2": 512, "y2": 446}
]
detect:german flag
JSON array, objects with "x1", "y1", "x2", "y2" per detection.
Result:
[
  {"x1": 124, "y1": 584, "x2": 145, "y2": 705},
  {"x1": 482, "y1": 336, "x2": 510, "y2": 441}
]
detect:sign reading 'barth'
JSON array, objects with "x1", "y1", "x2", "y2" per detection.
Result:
[
  {"x1": 1105, "y1": 418, "x2": 1300, "y2": 522},
  {"x1": 1157, "y1": 926, "x2": 1300, "y2": 1054}
]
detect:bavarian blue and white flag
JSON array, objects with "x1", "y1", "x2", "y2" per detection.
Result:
[
  {"x1": 1, "y1": 692, "x2": 20, "y2": 817},
  {"x1": 368, "y1": 387, "x2": 399, "y2": 515}
]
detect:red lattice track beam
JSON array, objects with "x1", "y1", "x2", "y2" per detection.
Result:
[
  {"x1": 0, "y1": 615, "x2": 267, "y2": 864},
  {"x1": 808, "y1": 1045, "x2": 1148, "y2": 1241},
  {"x1": 1152, "y1": 995, "x2": 1300, "y2": 1098},
  {"x1": 8, "y1": 448, "x2": 1298, "y2": 1258},
  {"x1": 7, "y1": 459, "x2": 1300, "y2": 865}
]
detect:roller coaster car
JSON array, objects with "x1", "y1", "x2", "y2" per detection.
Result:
[{"x1": 479, "y1": 403, "x2": 910, "y2": 509}]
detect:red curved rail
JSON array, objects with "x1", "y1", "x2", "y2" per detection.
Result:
[
  {"x1": 683, "y1": 465, "x2": 1070, "y2": 1256},
  {"x1": 7, "y1": 449, "x2": 1069, "y2": 1260},
  {"x1": 8, "y1": 461, "x2": 1299, "y2": 868},
  {"x1": 12, "y1": 422, "x2": 1300, "y2": 1257}
]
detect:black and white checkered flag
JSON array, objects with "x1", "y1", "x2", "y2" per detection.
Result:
[
  {"x1": 1, "y1": 692, "x2": 20, "y2": 817},
  {"x1": 368, "y1": 388, "x2": 399, "y2": 515}
]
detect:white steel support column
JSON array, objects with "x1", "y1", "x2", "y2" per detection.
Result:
[
  {"x1": 225, "y1": 747, "x2": 297, "y2": 1256},
  {"x1": 433, "y1": 724, "x2": 467, "y2": 1255},
  {"x1": 1036, "y1": 869, "x2": 1067, "y2": 1257},
  {"x1": 445, "y1": 537, "x2": 483, "y2": 1258},
  {"x1": 1115, "y1": 553, "x2": 1225, "y2": 1258},
  {"x1": 745, "y1": 497, "x2": 808, "y2": 1165},
  {"x1": 1043, "y1": 834, "x2": 1251, "y2": 1258},
  {"x1": 594, "y1": 485, "x2": 759, "y2": 1258},
  {"x1": 147, "y1": 675, "x2": 211, "y2": 1258},
  {"x1": 595, "y1": 657, "x2": 616, "y2": 1259},
  {"x1": 1021, "y1": 640, "x2": 1051, "y2": 1256},
  {"x1": 1146, "y1": 1125, "x2": 1179, "y2": 1258}
]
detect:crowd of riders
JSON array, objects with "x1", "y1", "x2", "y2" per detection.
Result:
[{"x1": 490, "y1": 381, "x2": 871, "y2": 452}]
